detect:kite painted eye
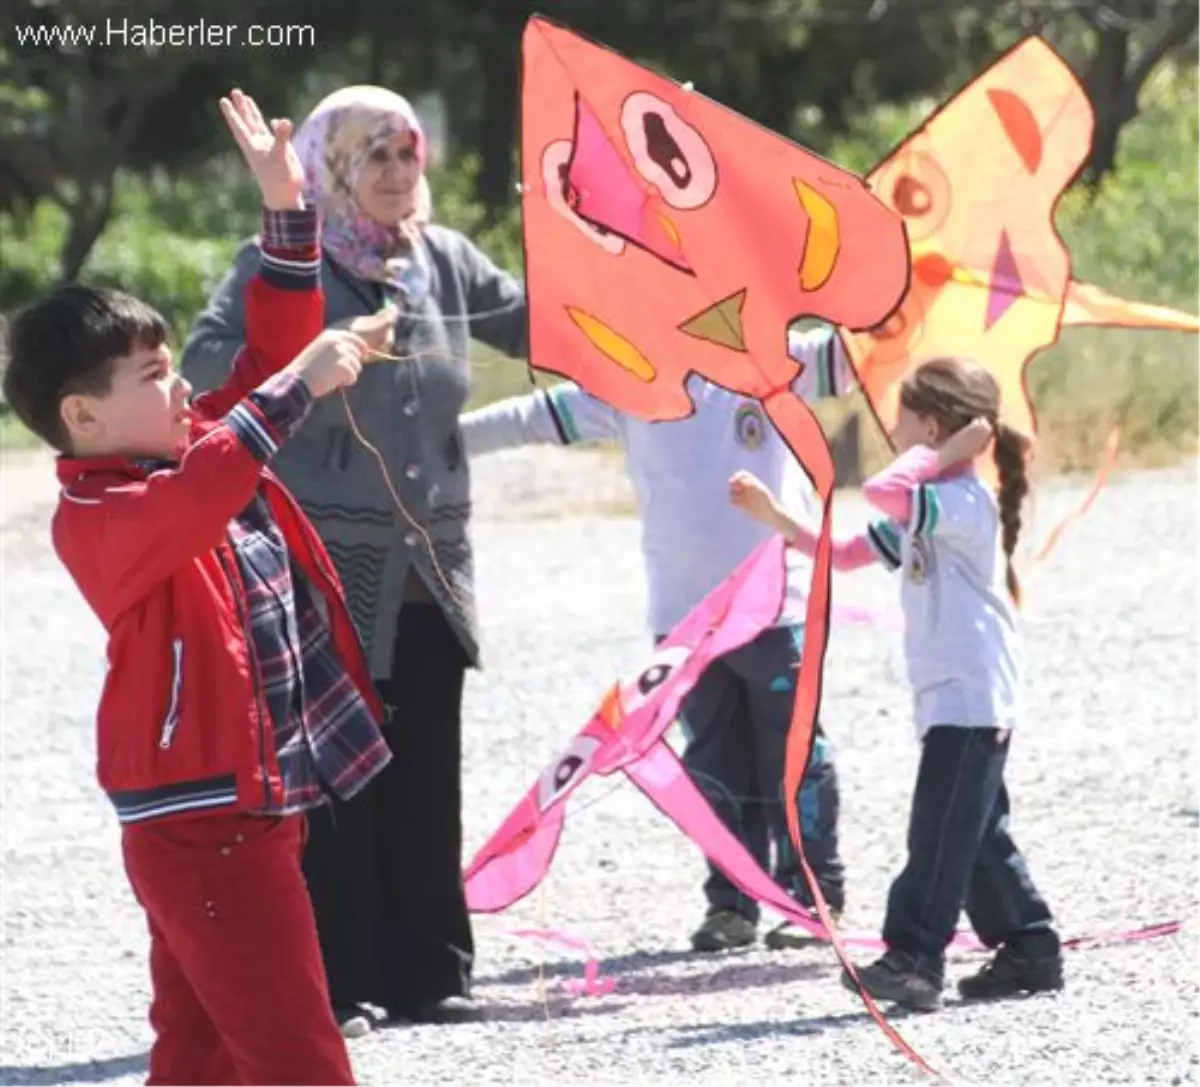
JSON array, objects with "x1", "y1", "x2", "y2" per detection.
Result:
[
  {"x1": 868, "y1": 288, "x2": 929, "y2": 347},
  {"x1": 541, "y1": 140, "x2": 627, "y2": 254},
  {"x1": 870, "y1": 310, "x2": 908, "y2": 341},
  {"x1": 536, "y1": 735, "x2": 602, "y2": 811},
  {"x1": 620, "y1": 644, "x2": 691, "y2": 714},
  {"x1": 873, "y1": 151, "x2": 950, "y2": 242},
  {"x1": 621, "y1": 92, "x2": 717, "y2": 210}
]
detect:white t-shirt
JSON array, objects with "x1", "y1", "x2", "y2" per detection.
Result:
[
  {"x1": 866, "y1": 471, "x2": 1022, "y2": 738},
  {"x1": 461, "y1": 328, "x2": 852, "y2": 636}
]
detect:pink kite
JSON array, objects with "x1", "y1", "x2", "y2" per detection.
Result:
[
  {"x1": 465, "y1": 536, "x2": 971, "y2": 950},
  {"x1": 465, "y1": 534, "x2": 1181, "y2": 970}
]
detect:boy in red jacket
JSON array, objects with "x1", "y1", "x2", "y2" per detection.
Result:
[{"x1": 1, "y1": 91, "x2": 389, "y2": 1085}]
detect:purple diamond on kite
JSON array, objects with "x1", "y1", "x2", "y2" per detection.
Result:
[{"x1": 986, "y1": 231, "x2": 1024, "y2": 329}]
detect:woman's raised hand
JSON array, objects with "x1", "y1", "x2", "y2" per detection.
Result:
[{"x1": 220, "y1": 88, "x2": 306, "y2": 211}]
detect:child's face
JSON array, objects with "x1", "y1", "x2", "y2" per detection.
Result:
[
  {"x1": 890, "y1": 403, "x2": 942, "y2": 453},
  {"x1": 61, "y1": 343, "x2": 193, "y2": 460}
]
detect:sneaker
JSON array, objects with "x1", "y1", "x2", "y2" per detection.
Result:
[
  {"x1": 841, "y1": 951, "x2": 942, "y2": 1012},
  {"x1": 957, "y1": 947, "x2": 1064, "y2": 1001},
  {"x1": 334, "y1": 1004, "x2": 374, "y2": 1039},
  {"x1": 388, "y1": 995, "x2": 482, "y2": 1025},
  {"x1": 690, "y1": 909, "x2": 757, "y2": 952},
  {"x1": 764, "y1": 907, "x2": 844, "y2": 950}
]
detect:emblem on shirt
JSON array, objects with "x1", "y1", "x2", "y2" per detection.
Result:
[
  {"x1": 908, "y1": 537, "x2": 933, "y2": 583},
  {"x1": 734, "y1": 403, "x2": 766, "y2": 450}
]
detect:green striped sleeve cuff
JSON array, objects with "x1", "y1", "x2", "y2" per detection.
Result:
[
  {"x1": 866, "y1": 520, "x2": 903, "y2": 571},
  {"x1": 908, "y1": 483, "x2": 941, "y2": 539},
  {"x1": 546, "y1": 387, "x2": 582, "y2": 444}
]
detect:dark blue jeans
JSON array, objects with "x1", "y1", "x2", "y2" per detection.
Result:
[
  {"x1": 883, "y1": 726, "x2": 1060, "y2": 983},
  {"x1": 670, "y1": 624, "x2": 845, "y2": 922}
]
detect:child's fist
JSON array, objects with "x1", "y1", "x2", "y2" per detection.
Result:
[
  {"x1": 220, "y1": 88, "x2": 305, "y2": 211},
  {"x1": 287, "y1": 330, "x2": 369, "y2": 398},
  {"x1": 728, "y1": 470, "x2": 777, "y2": 523}
]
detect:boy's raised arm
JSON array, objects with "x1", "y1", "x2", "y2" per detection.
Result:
[{"x1": 194, "y1": 90, "x2": 324, "y2": 420}]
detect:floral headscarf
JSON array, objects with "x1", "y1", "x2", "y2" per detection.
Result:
[{"x1": 294, "y1": 85, "x2": 434, "y2": 301}]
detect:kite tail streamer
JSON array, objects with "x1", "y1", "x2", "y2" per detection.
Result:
[
  {"x1": 763, "y1": 391, "x2": 946, "y2": 1081},
  {"x1": 1061, "y1": 280, "x2": 1200, "y2": 333},
  {"x1": 1035, "y1": 423, "x2": 1121, "y2": 562}
]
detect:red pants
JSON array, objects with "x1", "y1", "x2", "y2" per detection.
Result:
[{"x1": 122, "y1": 812, "x2": 354, "y2": 1086}]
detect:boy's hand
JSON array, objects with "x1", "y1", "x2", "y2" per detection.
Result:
[
  {"x1": 330, "y1": 307, "x2": 398, "y2": 356},
  {"x1": 729, "y1": 470, "x2": 779, "y2": 525},
  {"x1": 220, "y1": 88, "x2": 305, "y2": 211},
  {"x1": 286, "y1": 330, "x2": 369, "y2": 398}
]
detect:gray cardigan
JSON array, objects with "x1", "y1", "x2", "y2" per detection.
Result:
[{"x1": 181, "y1": 225, "x2": 528, "y2": 676}]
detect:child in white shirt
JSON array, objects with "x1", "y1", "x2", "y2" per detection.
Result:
[
  {"x1": 461, "y1": 327, "x2": 850, "y2": 952},
  {"x1": 731, "y1": 356, "x2": 1063, "y2": 1010}
]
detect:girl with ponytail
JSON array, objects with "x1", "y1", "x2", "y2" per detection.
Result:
[{"x1": 730, "y1": 356, "x2": 1063, "y2": 1012}]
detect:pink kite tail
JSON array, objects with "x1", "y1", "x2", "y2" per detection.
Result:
[
  {"x1": 1060, "y1": 920, "x2": 1182, "y2": 952},
  {"x1": 507, "y1": 927, "x2": 617, "y2": 997}
]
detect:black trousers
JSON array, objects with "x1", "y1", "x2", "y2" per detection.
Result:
[
  {"x1": 672, "y1": 625, "x2": 846, "y2": 921},
  {"x1": 302, "y1": 603, "x2": 473, "y2": 1012},
  {"x1": 882, "y1": 726, "x2": 1060, "y2": 984}
]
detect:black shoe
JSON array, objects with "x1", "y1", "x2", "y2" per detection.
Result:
[
  {"x1": 764, "y1": 907, "x2": 844, "y2": 950},
  {"x1": 388, "y1": 995, "x2": 482, "y2": 1024},
  {"x1": 841, "y1": 951, "x2": 942, "y2": 1012},
  {"x1": 333, "y1": 1004, "x2": 374, "y2": 1038},
  {"x1": 690, "y1": 909, "x2": 757, "y2": 952},
  {"x1": 957, "y1": 947, "x2": 1064, "y2": 1001}
]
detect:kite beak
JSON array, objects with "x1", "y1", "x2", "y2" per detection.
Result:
[
  {"x1": 675, "y1": 179, "x2": 840, "y2": 354},
  {"x1": 597, "y1": 684, "x2": 624, "y2": 731}
]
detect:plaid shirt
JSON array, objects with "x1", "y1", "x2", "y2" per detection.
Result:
[{"x1": 229, "y1": 371, "x2": 391, "y2": 814}]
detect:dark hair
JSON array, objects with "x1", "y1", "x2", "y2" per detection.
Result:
[
  {"x1": 1, "y1": 285, "x2": 169, "y2": 452},
  {"x1": 899, "y1": 357, "x2": 1030, "y2": 605}
]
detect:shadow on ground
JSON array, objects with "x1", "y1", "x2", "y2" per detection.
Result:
[{"x1": 0, "y1": 1053, "x2": 148, "y2": 1085}]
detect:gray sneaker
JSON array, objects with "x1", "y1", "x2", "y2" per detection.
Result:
[
  {"x1": 764, "y1": 907, "x2": 844, "y2": 950},
  {"x1": 690, "y1": 909, "x2": 757, "y2": 952},
  {"x1": 334, "y1": 1004, "x2": 374, "y2": 1038},
  {"x1": 841, "y1": 952, "x2": 942, "y2": 1012}
]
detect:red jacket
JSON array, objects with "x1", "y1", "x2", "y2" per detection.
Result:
[{"x1": 53, "y1": 266, "x2": 384, "y2": 824}]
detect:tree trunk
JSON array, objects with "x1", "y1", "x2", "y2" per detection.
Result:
[
  {"x1": 59, "y1": 175, "x2": 115, "y2": 283},
  {"x1": 476, "y1": 37, "x2": 520, "y2": 222},
  {"x1": 1083, "y1": 25, "x2": 1132, "y2": 182},
  {"x1": 1082, "y1": 2, "x2": 1200, "y2": 184},
  {"x1": 475, "y1": 3, "x2": 540, "y2": 222}
]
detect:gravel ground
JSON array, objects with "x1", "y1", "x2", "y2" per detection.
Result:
[{"x1": 1, "y1": 447, "x2": 1197, "y2": 1087}]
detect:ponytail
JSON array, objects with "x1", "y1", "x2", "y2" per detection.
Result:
[{"x1": 993, "y1": 422, "x2": 1030, "y2": 607}]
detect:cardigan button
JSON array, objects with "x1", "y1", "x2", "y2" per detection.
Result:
[
  {"x1": 404, "y1": 464, "x2": 421, "y2": 480},
  {"x1": 402, "y1": 400, "x2": 418, "y2": 417},
  {"x1": 405, "y1": 531, "x2": 419, "y2": 547}
]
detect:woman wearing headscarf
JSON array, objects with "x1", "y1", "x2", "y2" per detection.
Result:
[{"x1": 181, "y1": 86, "x2": 528, "y2": 1033}]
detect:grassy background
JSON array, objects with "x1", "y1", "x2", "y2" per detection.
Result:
[{"x1": 2, "y1": 66, "x2": 1196, "y2": 473}]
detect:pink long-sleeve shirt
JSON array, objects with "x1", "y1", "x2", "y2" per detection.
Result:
[{"x1": 790, "y1": 445, "x2": 1022, "y2": 738}]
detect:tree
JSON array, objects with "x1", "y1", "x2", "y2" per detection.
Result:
[
  {"x1": 0, "y1": 0, "x2": 351, "y2": 280},
  {"x1": 985, "y1": 0, "x2": 1198, "y2": 182}
]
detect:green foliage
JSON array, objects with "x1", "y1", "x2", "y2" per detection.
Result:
[
  {"x1": 2, "y1": 64, "x2": 1195, "y2": 471},
  {"x1": 1028, "y1": 63, "x2": 1199, "y2": 471}
]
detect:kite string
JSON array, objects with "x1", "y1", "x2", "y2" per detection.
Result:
[{"x1": 339, "y1": 371, "x2": 563, "y2": 1021}]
